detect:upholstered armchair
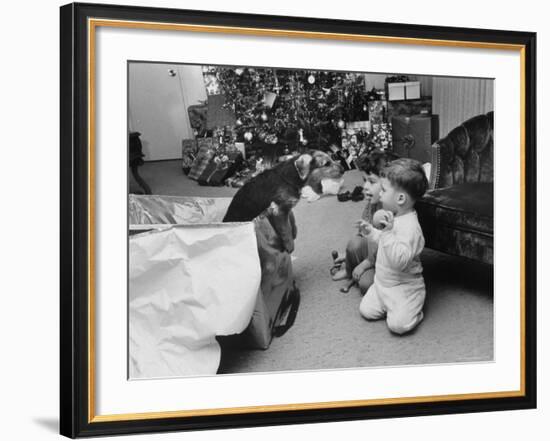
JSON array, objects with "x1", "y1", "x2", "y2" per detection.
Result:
[{"x1": 416, "y1": 111, "x2": 494, "y2": 264}]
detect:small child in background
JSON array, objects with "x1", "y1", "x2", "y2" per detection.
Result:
[
  {"x1": 332, "y1": 150, "x2": 398, "y2": 294},
  {"x1": 358, "y1": 158, "x2": 429, "y2": 335}
]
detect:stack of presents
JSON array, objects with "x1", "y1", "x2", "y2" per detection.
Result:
[
  {"x1": 332, "y1": 93, "x2": 392, "y2": 171},
  {"x1": 182, "y1": 75, "x2": 439, "y2": 188},
  {"x1": 331, "y1": 77, "x2": 440, "y2": 171},
  {"x1": 385, "y1": 76, "x2": 439, "y2": 164}
]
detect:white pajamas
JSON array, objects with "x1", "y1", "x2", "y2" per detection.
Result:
[{"x1": 359, "y1": 211, "x2": 426, "y2": 334}]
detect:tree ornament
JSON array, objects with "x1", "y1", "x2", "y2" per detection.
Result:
[
  {"x1": 236, "y1": 118, "x2": 243, "y2": 126},
  {"x1": 337, "y1": 119, "x2": 345, "y2": 129},
  {"x1": 264, "y1": 134, "x2": 278, "y2": 145},
  {"x1": 260, "y1": 112, "x2": 268, "y2": 121},
  {"x1": 244, "y1": 131, "x2": 253, "y2": 142},
  {"x1": 308, "y1": 74, "x2": 316, "y2": 84}
]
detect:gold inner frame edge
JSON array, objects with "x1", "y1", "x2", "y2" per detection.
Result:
[{"x1": 87, "y1": 18, "x2": 527, "y2": 423}]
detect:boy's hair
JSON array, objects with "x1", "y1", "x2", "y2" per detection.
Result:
[
  {"x1": 381, "y1": 158, "x2": 428, "y2": 201},
  {"x1": 356, "y1": 149, "x2": 399, "y2": 176}
]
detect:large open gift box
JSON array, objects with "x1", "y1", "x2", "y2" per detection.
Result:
[{"x1": 128, "y1": 194, "x2": 298, "y2": 379}]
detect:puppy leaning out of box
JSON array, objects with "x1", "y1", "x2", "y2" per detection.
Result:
[{"x1": 223, "y1": 150, "x2": 344, "y2": 253}]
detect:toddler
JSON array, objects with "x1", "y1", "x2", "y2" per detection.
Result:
[
  {"x1": 332, "y1": 150, "x2": 397, "y2": 294},
  {"x1": 358, "y1": 158, "x2": 429, "y2": 335}
]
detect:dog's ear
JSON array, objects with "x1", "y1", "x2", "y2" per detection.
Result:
[{"x1": 295, "y1": 154, "x2": 313, "y2": 180}]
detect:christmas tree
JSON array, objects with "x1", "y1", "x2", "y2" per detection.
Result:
[{"x1": 202, "y1": 66, "x2": 370, "y2": 151}]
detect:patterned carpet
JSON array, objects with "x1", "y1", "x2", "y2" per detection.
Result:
[{"x1": 138, "y1": 160, "x2": 494, "y2": 374}]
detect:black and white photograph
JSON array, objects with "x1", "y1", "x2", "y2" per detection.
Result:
[
  {"x1": 128, "y1": 63, "x2": 494, "y2": 380},
  {"x1": 54, "y1": 1, "x2": 538, "y2": 438}
]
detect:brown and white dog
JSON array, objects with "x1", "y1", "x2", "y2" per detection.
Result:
[{"x1": 223, "y1": 150, "x2": 344, "y2": 253}]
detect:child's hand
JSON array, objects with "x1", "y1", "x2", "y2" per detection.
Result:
[
  {"x1": 355, "y1": 219, "x2": 373, "y2": 236},
  {"x1": 352, "y1": 259, "x2": 372, "y2": 281},
  {"x1": 352, "y1": 265, "x2": 365, "y2": 281},
  {"x1": 376, "y1": 210, "x2": 394, "y2": 231}
]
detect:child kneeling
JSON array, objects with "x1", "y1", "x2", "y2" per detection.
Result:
[
  {"x1": 332, "y1": 150, "x2": 397, "y2": 294},
  {"x1": 358, "y1": 158, "x2": 429, "y2": 335}
]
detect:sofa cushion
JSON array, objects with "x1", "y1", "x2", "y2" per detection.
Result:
[{"x1": 417, "y1": 183, "x2": 493, "y2": 235}]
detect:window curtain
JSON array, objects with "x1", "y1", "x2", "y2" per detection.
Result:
[{"x1": 432, "y1": 77, "x2": 494, "y2": 138}]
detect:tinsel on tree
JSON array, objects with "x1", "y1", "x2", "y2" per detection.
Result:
[{"x1": 202, "y1": 66, "x2": 371, "y2": 150}]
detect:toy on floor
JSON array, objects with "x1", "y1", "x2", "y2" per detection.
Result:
[
  {"x1": 330, "y1": 250, "x2": 357, "y2": 292},
  {"x1": 329, "y1": 250, "x2": 345, "y2": 276},
  {"x1": 350, "y1": 185, "x2": 365, "y2": 202},
  {"x1": 337, "y1": 190, "x2": 351, "y2": 202},
  {"x1": 337, "y1": 186, "x2": 365, "y2": 202}
]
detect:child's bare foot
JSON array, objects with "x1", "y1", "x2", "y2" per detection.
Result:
[{"x1": 332, "y1": 268, "x2": 349, "y2": 281}]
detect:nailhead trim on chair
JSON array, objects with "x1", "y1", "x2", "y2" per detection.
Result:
[{"x1": 429, "y1": 142, "x2": 441, "y2": 190}]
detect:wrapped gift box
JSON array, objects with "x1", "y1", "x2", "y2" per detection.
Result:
[
  {"x1": 206, "y1": 94, "x2": 236, "y2": 130},
  {"x1": 368, "y1": 122, "x2": 393, "y2": 151},
  {"x1": 391, "y1": 114, "x2": 439, "y2": 164},
  {"x1": 187, "y1": 103, "x2": 208, "y2": 137},
  {"x1": 181, "y1": 139, "x2": 198, "y2": 174},
  {"x1": 387, "y1": 82, "x2": 406, "y2": 101},
  {"x1": 187, "y1": 137, "x2": 217, "y2": 180},
  {"x1": 368, "y1": 100, "x2": 388, "y2": 124},
  {"x1": 405, "y1": 81, "x2": 421, "y2": 100},
  {"x1": 386, "y1": 80, "x2": 421, "y2": 101}
]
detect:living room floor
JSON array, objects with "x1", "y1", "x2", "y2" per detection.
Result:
[{"x1": 137, "y1": 160, "x2": 494, "y2": 374}]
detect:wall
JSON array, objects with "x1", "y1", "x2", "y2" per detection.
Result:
[
  {"x1": 129, "y1": 63, "x2": 206, "y2": 161},
  {"x1": 433, "y1": 77, "x2": 494, "y2": 137}
]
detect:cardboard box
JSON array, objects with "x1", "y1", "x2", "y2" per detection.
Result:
[
  {"x1": 387, "y1": 80, "x2": 421, "y2": 101},
  {"x1": 129, "y1": 193, "x2": 297, "y2": 376},
  {"x1": 387, "y1": 82, "x2": 406, "y2": 101},
  {"x1": 405, "y1": 81, "x2": 421, "y2": 100}
]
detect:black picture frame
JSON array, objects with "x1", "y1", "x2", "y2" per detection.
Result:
[{"x1": 60, "y1": 2, "x2": 537, "y2": 438}]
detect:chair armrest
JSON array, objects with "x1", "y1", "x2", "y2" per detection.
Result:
[{"x1": 430, "y1": 125, "x2": 470, "y2": 189}]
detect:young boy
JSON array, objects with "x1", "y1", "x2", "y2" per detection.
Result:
[
  {"x1": 358, "y1": 158, "x2": 429, "y2": 335},
  {"x1": 332, "y1": 150, "x2": 398, "y2": 294}
]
